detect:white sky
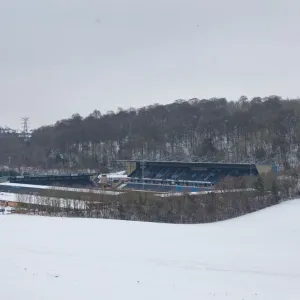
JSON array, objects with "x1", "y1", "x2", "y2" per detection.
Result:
[{"x1": 1, "y1": 0, "x2": 300, "y2": 129}]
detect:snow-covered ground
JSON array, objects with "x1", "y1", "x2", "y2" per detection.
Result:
[
  {"x1": 98, "y1": 170, "x2": 128, "y2": 179},
  {"x1": 0, "y1": 200, "x2": 300, "y2": 300},
  {"x1": 0, "y1": 191, "x2": 15, "y2": 202},
  {"x1": 0, "y1": 192, "x2": 86, "y2": 209}
]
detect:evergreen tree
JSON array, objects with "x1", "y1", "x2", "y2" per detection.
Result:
[
  {"x1": 271, "y1": 179, "x2": 280, "y2": 204},
  {"x1": 240, "y1": 177, "x2": 247, "y2": 189},
  {"x1": 254, "y1": 176, "x2": 265, "y2": 195}
]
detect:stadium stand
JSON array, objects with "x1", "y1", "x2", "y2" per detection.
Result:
[
  {"x1": 128, "y1": 162, "x2": 259, "y2": 183},
  {"x1": 118, "y1": 160, "x2": 278, "y2": 193},
  {"x1": 7, "y1": 173, "x2": 98, "y2": 188}
]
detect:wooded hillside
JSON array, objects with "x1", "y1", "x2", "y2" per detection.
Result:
[{"x1": 1, "y1": 96, "x2": 300, "y2": 170}]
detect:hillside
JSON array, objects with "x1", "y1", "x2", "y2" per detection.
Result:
[
  {"x1": 1, "y1": 200, "x2": 300, "y2": 299},
  {"x1": 1, "y1": 96, "x2": 300, "y2": 170}
]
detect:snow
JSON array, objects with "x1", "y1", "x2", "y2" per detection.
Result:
[
  {"x1": 0, "y1": 191, "x2": 15, "y2": 202},
  {"x1": 1, "y1": 200, "x2": 300, "y2": 300},
  {"x1": 0, "y1": 192, "x2": 87, "y2": 209},
  {"x1": 98, "y1": 170, "x2": 128, "y2": 179},
  {"x1": 157, "y1": 188, "x2": 256, "y2": 197}
]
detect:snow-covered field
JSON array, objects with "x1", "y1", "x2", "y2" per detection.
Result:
[
  {"x1": 1, "y1": 200, "x2": 300, "y2": 300},
  {"x1": 0, "y1": 192, "x2": 87, "y2": 209},
  {"x1": 0, "y1": 191, "x2": 15, "y2": 202}
]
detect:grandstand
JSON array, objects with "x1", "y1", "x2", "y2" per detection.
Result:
[
  {"x1": 7, "y1": 173, "x2": 98, "y2": 187},
  {"x1": 118, "y1": 160, "x2": 278, "y2": 193}
]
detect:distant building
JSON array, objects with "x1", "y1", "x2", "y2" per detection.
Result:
[{"x1": 117, "y1": 160, "x2": 277, "y2": 193}]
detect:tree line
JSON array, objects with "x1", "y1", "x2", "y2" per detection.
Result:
[{"x1": 1, "y1": 95, "x2": 300, "y2": 171}]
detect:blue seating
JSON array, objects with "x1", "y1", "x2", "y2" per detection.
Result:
[{"x1": 129, "y1": 165, "x2": 252, "y2": 184}]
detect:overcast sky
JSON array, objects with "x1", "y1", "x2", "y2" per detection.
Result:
[{"x1": 1, "y1": 0, "x2": 300, "y2": 129}]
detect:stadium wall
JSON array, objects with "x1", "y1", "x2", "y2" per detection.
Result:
[
  {"x1": 256, "y1": 165, "x2": 278, "y2": 175},
  {"x1": 0, "y1": 176, "x2": 9, "y2": 183},
  {"x1": 122, "y1": 161, "x2": 136, "y2": 176}
]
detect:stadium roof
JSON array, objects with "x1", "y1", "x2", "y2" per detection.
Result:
[{"x1": 117, "y1": 160, "x2": 259, "y2": 168}]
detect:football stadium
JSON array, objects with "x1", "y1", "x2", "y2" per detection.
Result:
[{"x1": 0, "y1": 161, "x2": 278, "y2": 197}]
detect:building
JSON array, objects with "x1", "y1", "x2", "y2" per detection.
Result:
[
  {"x1": 7, "y1": 173, "x2": 98, "y2": 187},
  {"x1": 117, "y1": 160, "x2": 278, "y2": 193}
]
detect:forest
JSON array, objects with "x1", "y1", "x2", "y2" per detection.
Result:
[{"x1": 1, "y1": 95, "x2": 300, "y2": 171}]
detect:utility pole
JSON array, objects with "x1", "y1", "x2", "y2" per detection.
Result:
[{"x1": 141, "y1": 160, "x2": 145, "y2": 190}]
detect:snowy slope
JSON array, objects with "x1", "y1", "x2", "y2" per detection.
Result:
[
  {"x1": 0, "y1": 192, "x2": 15, "y2": 202},
  {"x1": 1, "y1": 200, "x2": 300, "y2": 300},
  {"x1": 0, "y1": 192, "x2": 87, "y2": 209}
]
